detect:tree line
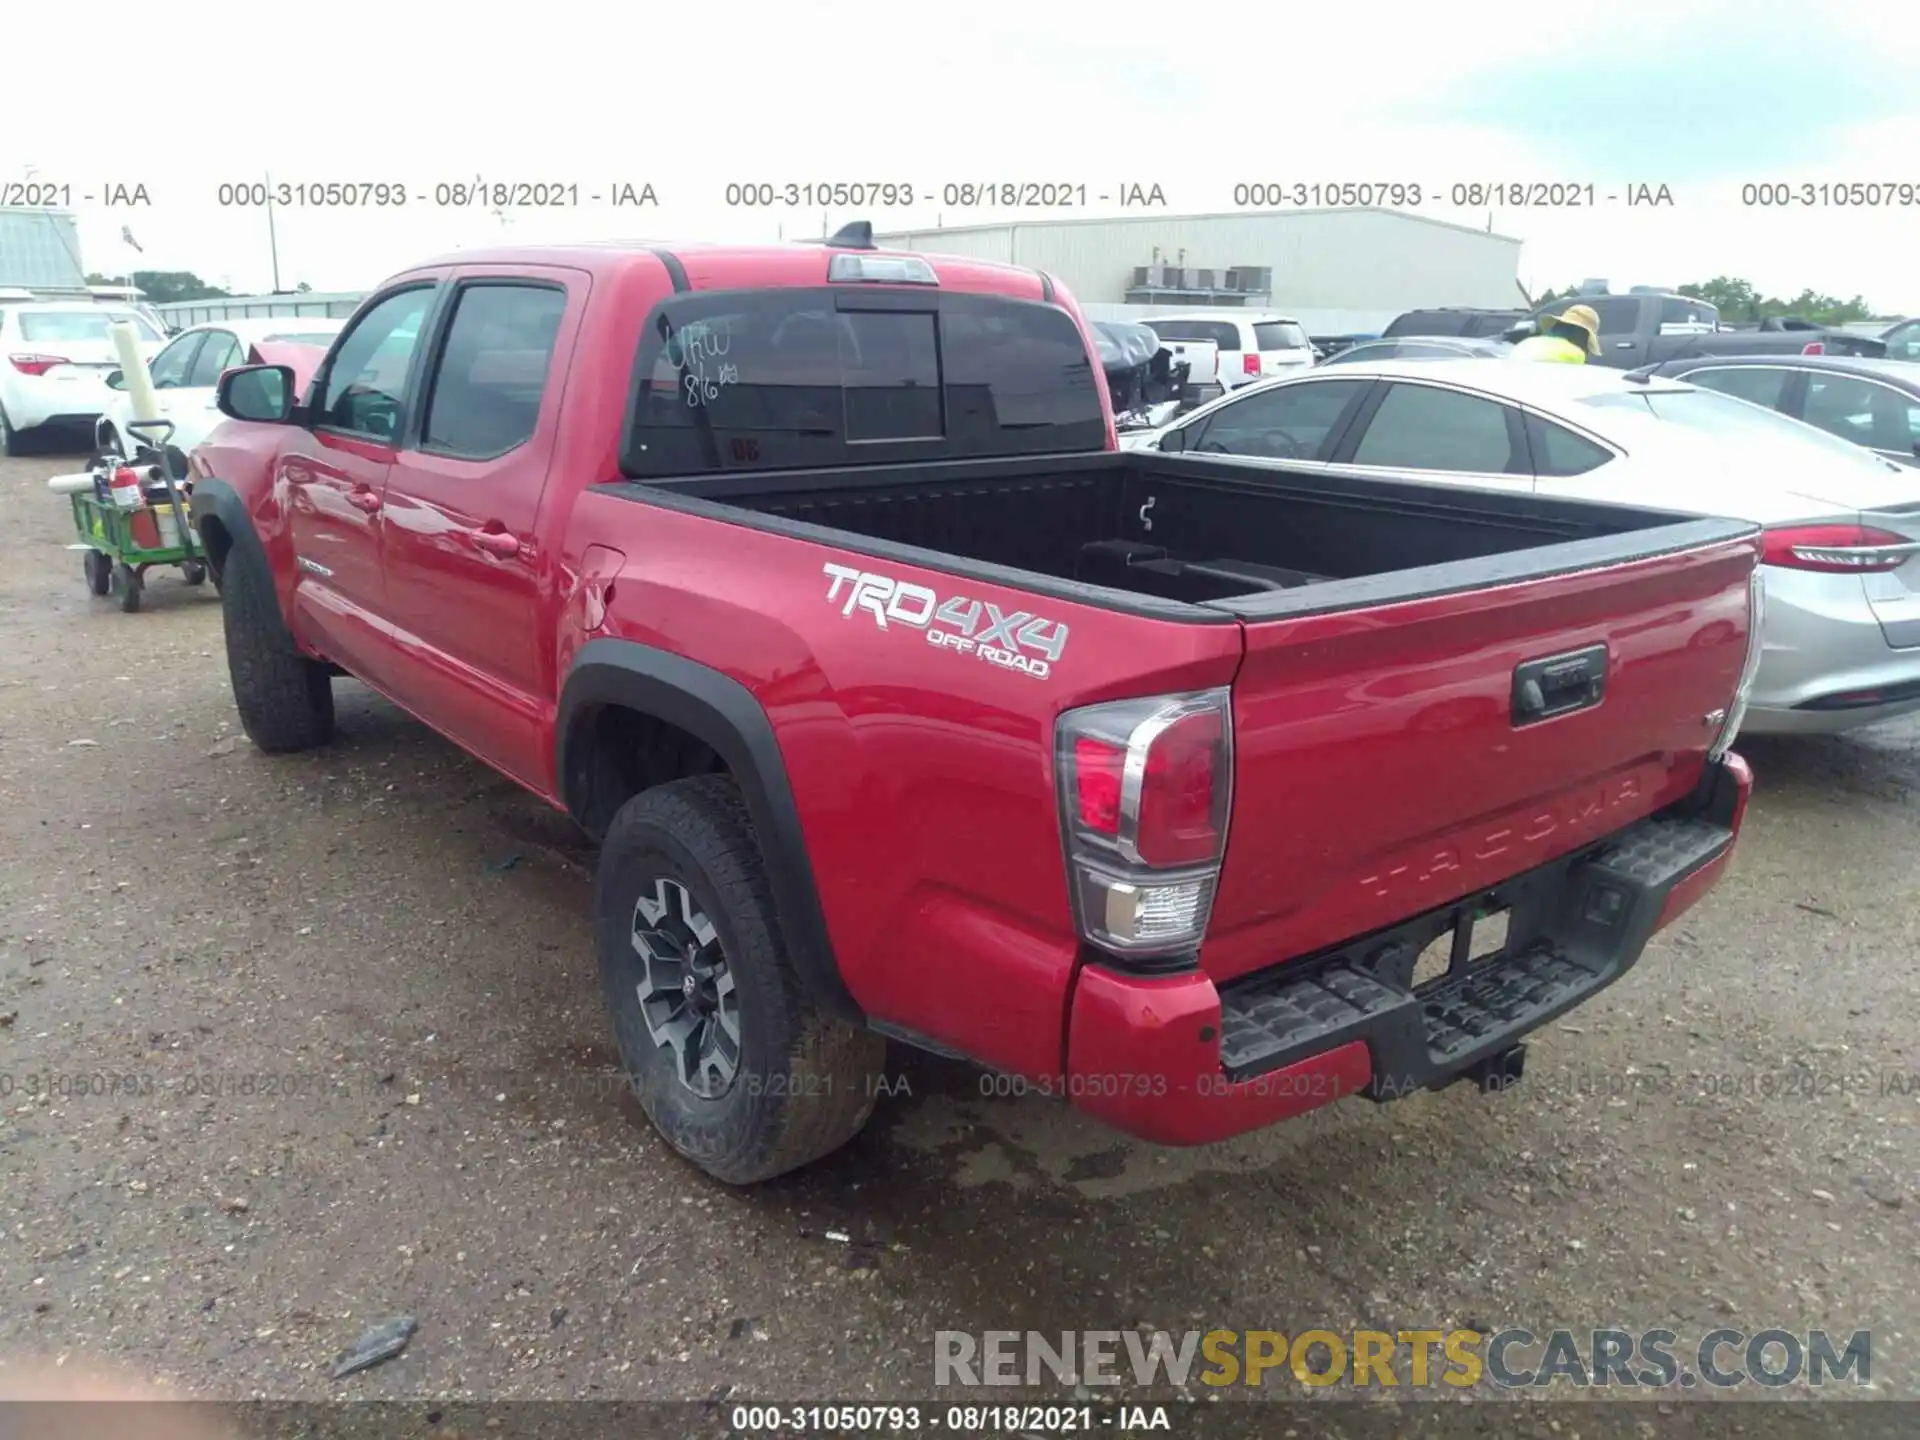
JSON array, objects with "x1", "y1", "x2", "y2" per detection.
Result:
[
  {"x1": 84, "y1": 271, "x2": 311, "y2": 303},
  {"x1": 1533, "y1": 276, "x2": 1892, "y2": 325}
]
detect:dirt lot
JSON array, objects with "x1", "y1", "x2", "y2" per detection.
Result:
[{"x1": 2, "y1": 445, "x2": 1919, "y2": 1417}]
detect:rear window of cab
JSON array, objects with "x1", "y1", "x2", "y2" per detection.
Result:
[{"x1": 621, "y1": 288, "x2": 1108, "y2": 478}]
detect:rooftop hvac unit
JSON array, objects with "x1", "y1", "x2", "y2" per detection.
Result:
[
  {"x1": 1132, "y1": 266, "x2": 1153, "y2": 287},
  {"x1": 1577, "y1": 278, "x2": 1611, "y2": 295},
  {"x1": 1191, "y1": 269, "x2": 1216, "y2": 290},
  {"x1": 1227, "y1": 266, "x2": 1272, "y2": 292},
  {"x1": 1627, "y1": 285, "x2": 1668, "y2": 295}
]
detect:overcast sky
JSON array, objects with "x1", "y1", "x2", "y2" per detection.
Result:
[{"x1": 8, "y1": 0, "x2": 1918, "y2": 310}]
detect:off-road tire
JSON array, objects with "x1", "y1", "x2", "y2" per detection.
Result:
[
  {"x1": 221, "y1": 541, "x2": 334, "y2": 753},
  {"x1": 595, "y1": 774, "x2": 884, "y2": 1185},
  {"x1": 84, "y1": 550, "x2": 111, "y2": 596}
]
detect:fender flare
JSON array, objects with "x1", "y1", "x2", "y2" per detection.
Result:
[
  {"x1": 187, "y1": 476, "x2": 261, "y2": 578},
  {"x1": 556, "y1": 638, "x2": 863, "y2": 1023}
]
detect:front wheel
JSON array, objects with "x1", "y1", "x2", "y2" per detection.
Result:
[
  {"x1": 109, "y1": 562, "x2": 142, "y2": 614},
  {"x1": 595, "y1": 775, "x2": 885, "y2": 1185},
  {"x1": 83, "y1": 550, "x2": 112, "y2": 596}
]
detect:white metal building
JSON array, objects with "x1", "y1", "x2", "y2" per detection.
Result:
[{"x1": 871, "y1": 208, "x2": 1524, "y2": 336}]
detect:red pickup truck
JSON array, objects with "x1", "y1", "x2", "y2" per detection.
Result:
[{"x1": 189, "y1": 226, "x2": 1764, "y2": 1184}]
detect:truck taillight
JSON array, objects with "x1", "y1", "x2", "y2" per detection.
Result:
[
  {"x1": 1801, "y1": 341, "x2": 1826, "y2": 355},
  {"x1": 1760, "y1": 524, "x2": 1919, "y2": 573},
  {"x1": 1056, "y1": 689, "x2": 1233, "y2": 958},
  {"x1": 1710, "y1": 568, "x2": 1767, "y2": 762},
  {"x1": 1242, "y1": 353, "x2": 1261, "y2": 375},
  {"x1": 9, "y1": 353, "x2": 69, "y2": 376}
]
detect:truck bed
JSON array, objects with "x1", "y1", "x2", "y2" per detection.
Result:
[{"x1": 620, "y1": 449, "x2": 1751, "y2": 620}]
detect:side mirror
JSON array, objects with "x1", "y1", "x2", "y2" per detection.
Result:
[
  {"x1": 217, "y1": 364, "x2": 297, "y2": 423},
  {"x1": 105, "y1": 368, "x2": 126, "y2": 390},
  {"x1": 1158, "y1": 426, "x2": 1188, "y2": 453}
]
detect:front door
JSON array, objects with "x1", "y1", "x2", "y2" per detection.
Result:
[
  {"x1": 282, "y1": 282, "x2": 440, "y2": 689},
  {"x1": 376, "y1": 271, "x2": 578, "y2": 788}
]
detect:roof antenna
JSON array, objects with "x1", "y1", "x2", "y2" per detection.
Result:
[{"x1": 824, "y1": 220, "x2": 875, "y2": 250}]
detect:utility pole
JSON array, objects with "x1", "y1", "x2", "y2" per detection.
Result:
[{"x1": 265, "y1": 171, "x2": 283, "y2": 292}]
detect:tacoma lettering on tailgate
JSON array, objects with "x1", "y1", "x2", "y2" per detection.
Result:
[
  {"x1": 1357, "y1": 774, "x2": 1646, "y2": 902},
  {"x1": 821, "y1": 562, "x2": 1068, "y2": 680}
]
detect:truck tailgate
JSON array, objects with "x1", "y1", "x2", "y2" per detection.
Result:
[{"x1": 1203, "y1": 534, "x2": 1760, "y2": 984}]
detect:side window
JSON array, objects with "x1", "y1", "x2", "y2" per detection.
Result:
[
  {"x1": 421, "y1": 283, "x2": 568, "y2": 458},
  {"x1": 1157, "y1": 320, "x2": 1239, "y2": 350},
  {"x1": 1884, "y1": 321, "x2": 1920, "y2": 361},
  {"x1": 1526, "y1": 414, "x2": 1614, "y2": 478},
  {"x1": 148, "y1": 333, "x2": 203, "y2": 389},
  {"x1": 1577, "y1": 298, "x2": 1640, "y2": 336},
  {"x1": 316, "y1": 287, "x2": 436, "y2": 440},
  {"x1": 1349, "y1": 383, "x2": 1521, "y2": 473},
  {"x1": 1803, "y1": 375, "x2": 1912, "y2": 452},
  {"x1": 187, "y1": 332, "x2": 243, "y2": 387},
  {"x1": 1660, "y1": 297, "x2": 1715, "y2": 329},
  {"x1": 1188, "y1": 379, "x2": 1366, "y2": 460},
  {"x1": 1683, "y1": 366, "x2": 1790, "y2": 411}
]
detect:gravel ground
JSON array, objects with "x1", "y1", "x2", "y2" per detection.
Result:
[{"x1": 2, "y1": 444, "x2": 1918, "y2": 1421}]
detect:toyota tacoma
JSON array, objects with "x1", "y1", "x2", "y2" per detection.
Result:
[{"x1": 187, "y1": 225, "x2": 1765, "y2": 1184}]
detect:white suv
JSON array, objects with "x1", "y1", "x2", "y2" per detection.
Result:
[
  {"x1": 1142, "y1": 312, "x2": 1315, "y2": 390},
  {"x1": 0, "y1": 302, "x2": 166, "y2": 455}
]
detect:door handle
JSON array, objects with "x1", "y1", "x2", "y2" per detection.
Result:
[
  {"x1": 472, "y1": 528, "x2": 521, "y2": 558},
  {"x1": 346, "y1": 487, "x2": 382, "y2": 514}
]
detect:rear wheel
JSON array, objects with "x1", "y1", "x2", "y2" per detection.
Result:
[
  {"x1": 221, "y1": 542, "x2": 334, "y2": 752},
  {"x1": 180, "y1": 561, "x2": 208, "y2": 587},
  {"x1": 595, "y1": 775, "x2": 884, "y2": 1185},
  {"x1": 83, "y1": 550, "x2": 111, "y2": 596},
  {"x1": 0, "y1": 407, "x2": 21, "y2": 457}
]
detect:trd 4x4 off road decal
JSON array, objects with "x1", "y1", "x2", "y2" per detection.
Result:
[{"x1": 821, "y1": 562, "x2": 1069, "y2": 680}]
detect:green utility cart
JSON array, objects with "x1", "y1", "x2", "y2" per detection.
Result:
[{"x1": 60, "y1": 419, "x2": 209, "y2": 614}]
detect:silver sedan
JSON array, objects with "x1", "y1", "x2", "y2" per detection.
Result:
[{"x1": 1130, "y1": 358, "x2": 1920, "y2": 735}]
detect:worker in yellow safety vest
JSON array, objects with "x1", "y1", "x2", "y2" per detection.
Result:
[{"x1": 1513, "y1": 303, "x2": 1602, "y2": 363}]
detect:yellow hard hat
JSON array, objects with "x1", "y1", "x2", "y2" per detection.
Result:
[{"x1": 1547, "y1": 304, "x2": 1603, "y2": 355}]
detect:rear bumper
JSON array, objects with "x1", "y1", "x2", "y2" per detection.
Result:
[
  {"x1": 1063, "y1": 753, "x2": 1751, "y2": 1147},
  {"x1": 1746, "y1": 569, "x2": 1920, "y2": 733}
]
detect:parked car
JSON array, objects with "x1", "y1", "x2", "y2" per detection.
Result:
[
  {"x1": 1145, "y1": 359, "x2": 1920, "y2": 733},
  {"x1": 1877, "y1": 318, "x2": 1920, "y2": 362},
  {"x1": 99, "y1": 317, "x2": 347, "y2": 460},
  {"x1": 1631, "y1": 354, "x2": 1920, "y2": 468},
  {"x1": 1142, "y1": 312, "x2": 1315, "y2": 388},
  {"x1": 1510, "y1": 291, "x2": 1887, "y2": 369},
  {"x1": 1319, "y1": 336, "x2": 1512, "y2": 366},
  {"x1": 187, "y1": 232, "x2": 1759, "y2": 1184},
  {"x1": 1383, "y1": 307, "x2": 1524, "y2": 339},
  {"x1": 0, "y1": 302, "x2": 166, "y2": 454}
]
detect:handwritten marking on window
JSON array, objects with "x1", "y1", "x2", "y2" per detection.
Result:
[{"x1": 664, "y1": 320, "x2": 737, "y2": 408}]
